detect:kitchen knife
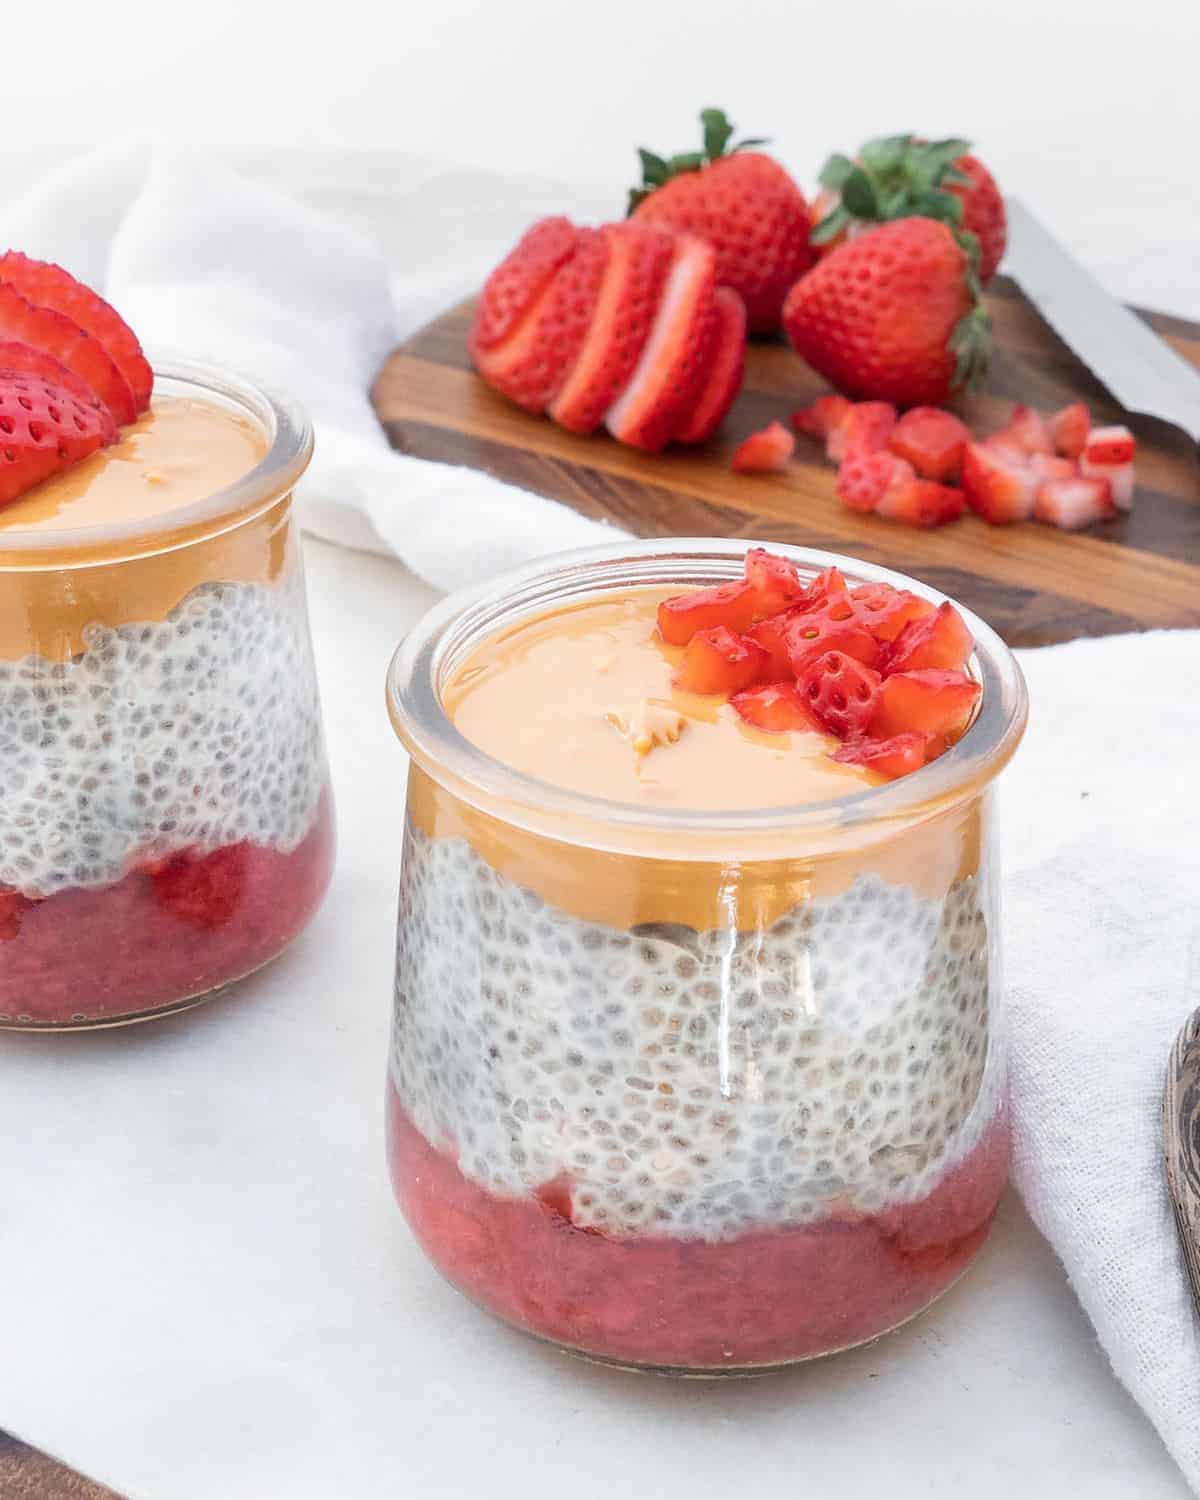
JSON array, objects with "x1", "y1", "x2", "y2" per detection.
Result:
[{"x1": 1004, "y1": 198, "x2": 1200, "y2": 445}]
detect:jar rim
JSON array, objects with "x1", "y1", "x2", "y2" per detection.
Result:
[
  {"x1": 387, "y1": 539, "x2": 1028, "y2": 852},
  {"x1": 0, "y1": 357, "x2": 313, "y2": 567}
]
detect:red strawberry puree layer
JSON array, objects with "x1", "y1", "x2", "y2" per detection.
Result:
[
  {"x1": 0, "y1": 792, "x2": 334, "y2": 1026},
  {"x1": 388, "y1": 1085, "x2": 1009, "y2": 1370}
]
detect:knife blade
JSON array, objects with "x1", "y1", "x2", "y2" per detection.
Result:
[{"x1": 1004, "y1": 198, "x2": 1200, "y2": 445}]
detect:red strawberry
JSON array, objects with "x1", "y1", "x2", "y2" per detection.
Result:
[
  {"x1": 832, "y1": 732, "x2": 928, "y2": 780},
  {"x1": 1083, "y1": 425, "x2": 1136, "y2": 466},
  {"x1": 849, "y1": 582, "x2": 936, "y2": 642},
  {"x1": 1002, "y1": 404, "x2": 1053, "y2": 455},
  {"x1": 871, "y1": 669, "x2": 981, "y2": 739},
  {"x1": 731, "y1": 419, "x2": 794, "y2": 474},
  {"x1": 1080, "y1": 454, "x2": 1135, "y2": 511},
  {"x1": 1028, "y1": 452, "x2": 1075, "y2": 483},
  {"x1": 470, "y1": 217, "x2": 580, "y2": 350},
  {"x1": 0, "y1": 252, "x2": 153, "y2": 415},
  {"x1": 1034, "y1": 475, "x2": 1117, "y2": 530},
  {"x1": 0, "y1": 341, "x2": 115, "y2": 442},
  {"x1": 657, "y1": 579, "x2": 756, "y2": 645},
  {"x1": 675, "y1": 286, "x2": 746, "y2": 443},
  {"x1": 783, "y1": 218, "x2": 990, "y2": 407},
  {"x1": 784, "y1": 599, "x2": 880, "y2": 675},
  {"x1": 743, "y1": 546, "x2": 805, "y2": 615},
  {"x1": 673, "y1": 624, "x2": 767, "y2": 696},
  {"x1": 607, "y1": 234, "x2": 718, "y2": 451},
  {"x1": 981, "y1": 430, "x2": 1028, "y2": 465},
  {"x1": 888, "y1": 406, "x2": 970, "y2": 480},
  {"x1": 877, "y1": 473, "x2": 965, "y2": 528},
  {"x1": 0, "y1": 284, "x2": 134, "y2": 426},
  {"x1": 885, "y1": 601, "x2": 972, "y2": 672},
  {"x1": 550, "y1": 220, "x2": 675, "y2": 435},
  {"x1": 149, "y1": 843, "x2": 249, "y2": 929},
  {"x1": 630, "y1": 108, "x2": 814, "y2": 333},
  {"x1": 831, "y1": 401, "x2": 897, "y2": 461},
  {"x1": 949, "y1": 155, "x2": 1007, "y2": 283},
  {"x1": 745, "y1": 614, "x2": 797, "y2": 679},
  {"x1": 1049, "y1": 401, "x2": 1090, "y2": 459},
  {"x1": 961, "y1": 441, "x2": 1037, "y2": 524},
  {"x1": 792, "y1": 394, "x2": 851, "y2": 445},
  {"x1": 837, "y1": 449, "x2": 907, "y2": 513},
  {"x1": 0, "y1": 372, "x2": 115, "y2": 508},
  {"x1": 805, "y1": 565, "x2": 851, "y2": 609},
  {"x1": 731, "y1": 682, "x2": 818, "y2": 733},
  {"x1": 798, "y1": 650, "x2": 883, "y2": 739}
]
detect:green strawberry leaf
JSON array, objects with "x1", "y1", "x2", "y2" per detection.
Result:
[
  {"x1": 861, "y1": 133, "x2": 913, "y2": 174},
  {"x1": 921, "y1": 189, "x2": 965, "y2": 226},
  {"x1": 942, "y1": 165, "x2": 972, "y2": 188},
  {"x1": 841, "y1": 167, "x2": 881, "y2": 220},
  {"x1": 638, "y1": 149, "x2": 669, "y2": 187},
  {"x1": 668, "y1": 151, "x2": 707, "y2": 175},
  {"x1": 819, "y1": 153, "x2": 857, "y2": 190},
  {"x1": 701, "y1": 108, "x2": 735, "y2": 161},
  {"x1": 809, "y1": 205, "x2": 852, "y2": 245},
  {"x1": 949, "y1": 304, "x2": 992, "y2": 391},
  {"x1": 732, "y1": 136, "x2": 770, "y2": 153}
]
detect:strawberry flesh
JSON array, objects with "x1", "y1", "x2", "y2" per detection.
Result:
[
  {"x1": 0, "y1": 342, "x2": 116, "y2": 442},
  {"x1": 657, "y1": 579, "x2": 757, "y2": 645},
  {"x1": 888, "y1": 406, "x2": 970, "y2": 481},
  {"x1": 832, "y1": 732, "x2": 927, "y2": 780},
  {"x1": 731, "y1": 682, "x2": 818, "y2": 733},
  {"x1": 885, "y1": 601, "x2": 972, "y2": 673},
  {"x1": 1002, "y1": 404, "x2": 1053, "y2": 455},
  {"x1": 872, "y1": 669, "x2": 981, "y2": 739},
  {"x1": 784, "y1": 598, "x2": 880, "y2": 675},
  {"x1": 1049, "y1": 401, "x2": 1090, "y2": 459},
  {"x1": 731, "y1": 420, "x2": 795, "y2": 474},
  {"x1": 674, "y1": 286, "x2": 746, "y2": 444},
  {"x1": 0, "y1": 283, "x2": 135, "y2": 426},
  {"x1": 877, "y1": 473, "x2": 965, "y2": 528},
  {"x1": 831, "y1": 401, "x2": 897, "y2": 462},
  {"x1": 674, "y1": 625, "x2": 767, "y2": 696},
  {"x1": 0, "y1": 372, "x2": 115, "y2": 508},
  {"x1": 470, "y1": 217, "x2": 580, "y2": 350},
  {"x1": 1079, "y1": 456, "x2": 1134, "y2": 511},
  {"x1": 792, "y1": 394, "x2": 851, "y2": 443},
  {"x1": 1033, "y1": 476, "x2": 1117, "y2": 530},
  {"x1": 798, "y1": 650, "x2": 882, "y2": 739},
  {"x1": 961, "y1": 441, "x2": 1036, "y2": 524},
  {"x1": 149, "y1": 843, "x2": 250, "y2": 930},
  {"x1": 743, "y1": 546, "x2": 805, "y2": 615},
  {"x1": 849, "y1": 583, "x2": 936, "y2": 642},
  {"x1": 1083, "y1": 425, "x2": 1136, "y2": 466}
]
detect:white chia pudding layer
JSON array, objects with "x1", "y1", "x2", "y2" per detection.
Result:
[
  {"x1": 0, "y1": 571, "x2": 327, "y2": 898},
  {"x1": 391, "y1": 822, "x2": 1003, "y2": 1241}
]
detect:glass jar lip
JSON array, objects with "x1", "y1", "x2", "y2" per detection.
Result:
[
  {"x1": 0, "y1": 356, "x2": 313, "y2": 565},
  {"x1": 387, "y1": 538, "x2": 1029, "y2": 847}
]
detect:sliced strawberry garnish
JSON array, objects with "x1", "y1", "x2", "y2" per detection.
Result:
[
  {"x1": 797, "y1": 650, "x2": 882, "y2": 739},
  {"x1": 791, "y1": 394, "x2": 851, "y2": 445},
  {"x1": 1028, "y1": 452, "x2": 1075, "y2": 483},
  {"x1": 1049, "y1": 401, "x2": 1090, "y2": 459},
  {"x1": 832, "y1": 732, "x2": 927, "y2": 780},
  {"x1": 0, "y1": 341, "x2": 115, "y2": 442},
  {"x1": 876, "y1": 472, "x2": 965, "y2": 528},
  {"x1": 885, "y1": 601, "x2": 972, "y2": 673},
  {"x1": 675, "y1": 286, "x2": 746, "y2": 444},
  {"x1": 731, "y1": 681, "x2": 818, "y2": 733},
  {"x1": 1033, "y1": 475, "x2": 1117, "y2": 530},
  {"x1": 849, "y1": 582, "x2": 936, "y2": 642},
  {"x1": 784, "y1": 597, "x2": 880, "y2": 675},
  {"x1": 656, "y1": 579, "x2": 757, "y2": 645},
  {"x1": 831, "y1": 401, "x2": 897, "y2": 461},
  {"x1": 0, "y1": 252, "x2": 153, "y2": 415},
  {"x1": 673, "y1": 624, "x2": 767, "y2": 695},
  {"x1": 743, "y1": 546, "x2": 805, "y2": 615},
  {"x1": 731, "y1": 419, "x2": 794, "y2": 473},
  {"x1": 606, "y1": 233, "x2": 718, "y2": 452},
  {"x1": 1001, "y1": 404, "x2": 1053, "y2": 456},
  {"x1": 550, "y1": 220, "x2": 675, "y2": 435},
  {"x1": 470, "y1": 216, "x2": 580, "y2": 350},
  {"x1": 0, "y1": 284, "x2": 134, "y2": 426},
  {"x1": 149, "y1": 843, "x2": 249, "y2": 929},
  {"x1": 888, "y1": 406, "x2": 970, "y2": 481},
  {"x1": 1083, "y1": 424, "x2": 1136, "y2": 466},
  {"x1": 0, "y1": 372, "x2": 114, "y2": 508},
  {"x1": 871, "y1": 669, "x2": 981, "y2": 740},
  {"x1": 961, "y1": 441, "x2": 1037, "y2": 524}
]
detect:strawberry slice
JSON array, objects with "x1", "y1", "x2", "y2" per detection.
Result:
[
  {"x1": 0, "y1": 284, "x2": 134, "y2": 426},
  {"x1": 877, "y1": 471, "x2": 965, "y2": 528},
  {"x1": 731, "y1": 681, "x2": 818, "y2": 733},
  {"x1": 1002, "y1": 404, "x2": 1054, "y2": 456},
  {"x1": 673, "y1": 624, "x2": 767, "y2": 695},
  {"x1": 606, "y1": 234, "x2": 718, "y2": 452},
  {"x1": 1034, "y1": 475, "x2": 1117, "y2": 530},
  {"x1": 1049, "y1": 401, "x2": 1090, "y2": 459},
  {"x1": 1083, "y1": 424, "x2": 1136, "y2": 466},
  {"x1": 832, "y1": 401, "x2": 897, "y2": 461},
  {"x1": 784, "y1": 598, "x2": 880, "y2": 674},
  {"x1": 675, "y1": 286, "x2": 746, "y2": 444},
  {"x1": 470, "y1": 216, "x2": 579, "y2": 350},
  {"x1": 871, "y1": 669, "x2": 981, "y2": 739},
  {"x1": 961, "y1": 441, "x2": 1037, "y2": 524},
  {"x1": 1028, "y1": 452, "x2": 1075, "y2": 483},
  {"x1": 550, "y1": 221, "x2": 674, "y2": 435},
  {"x1": 888, "y1": 406, "x2": 971, "y2": 481},
  {"x1": 0, "y1": 341, "x2": 115, "y2": 442},
  {"x1": 743, "y1": 546, "x2": 805, "y2": 615},
  {"x1": 731, "y1": 419, "x2": 794, "y2": 474},
  {"x1": 0, "y1": 372, "x2": 114, "y2": 508},
  {"x1": 657, "y1": 579, "x2": 757, "y2": 645},
  {"x1": 0, "y1": 252, "x2": 153, "y2": 415},
  {"x1": 885, "y1": 601, "x2": 972, "y2": 672},
  {"x1": 837, "y1": 449, "x2": 907, "y2": 513},
  {"x1": 849, "y1": 582, "x2": 936, "y2": 643},
  {"x1": 832, "y1": 732, "x2": 928, "y2": 780},
  {"x1": 1079, "y1": 455, "x2": 1134, "y2": 511},
  {"x1": 150, "y1": 843, "x2": 249, "y2": 929},
  {"x1": 798, "y1": 650, "x2": 882, "y2": 739},
  {"x1": 791, "y1": 394, "x2": 851, "y2": 446}
]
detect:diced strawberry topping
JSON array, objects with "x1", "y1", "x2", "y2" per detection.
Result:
[
  {"x1": 673, "y1": 625, "x2": 768, "y2": 696},
  {"x1": 1028, "y1": 452, "x2": 1075, "y2": 483},
  {"x1": 731, "y1": 682, "x2": 818, "y2": 733},
  {"x1": 836, "y1": 449, "x2": 905, "y2": 513},
  {"x1": 885, "y1": 601, "x2": 972, "y2": 673},
  {"x1": 1083, "y1": 424, "x2": 1136, "y2": 466},
  {"x1": 871, "y1": 669, "x2": 981, "y2": 739},
  {"x1": 745, "y1": 614, "x2": 796, "y2": 679},
  {"x1": 1033, "y1": 475, "x2": 1117, "y2": 530},
  {"x1": 805, "y1": 565, "x2": 851, "y2": 609},
  {"x1": 833, "y1": 401, "x2": 897, "y2": 461},
  {"x1": 0, "y1": 372, "x2": 115, "y2": 508},
  {"x1": 848, "y1": 583, "x2": 936, "y2": 642},
  {"x1": 656, "y1": 579, "x2": 757, "y2": 645},
  {"x1": 1049, "y1": 401, "x2": 1090, "y2": 459},
  {"x1": 743, "y1": 546, "x2": 805, "y2": 615},
  {"x1": 1079, "y1": 456, "x2": 1135, "y2": 511},
  {"x1": 888, "y1": 406, "x2": 971, "y2": 481},
  {"x1": 791, "y1": 394, "x2": 851, "y2": 443},
  {"x1": 980, "y1": 431, "x2": 1028, "y2": 465},
  {"x1": 675, "y1": 286, "x2": 746, "y2": 444},
  {"x1": 1002, "y1": 404, "x2": 1054, "y2": 455},
  {"x1": 832, "y1": 733, "x2": 928, "y2": 780},
  {"x1": 731, "y1": 419, "x2": 795, "y2": 473},
  {"x1": 961, "y1": 441, "x2": 1036, "y2": 524},
  {"x1": 797, "y1": 650, "x2": 882, "y2": 739},
  {"x1": 784, "y1": 598, "x2": 880, "y2": 674},
  {"x1": 877, "y1": 473, "x2": 965, "y2": 528}
]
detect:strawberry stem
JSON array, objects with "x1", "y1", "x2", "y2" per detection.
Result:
[{"x1": 628, "y1": 109, "x2": 771, "y2": 214}]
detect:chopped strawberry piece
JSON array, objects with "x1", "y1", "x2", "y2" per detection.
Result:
[
  {"x1": 0, "y1": 284, "x2": 134, "y2": 426},
  {"x1": 981, "y1": 431, "x2": 1028, "y2": 465},
  {"x1": 673, "y1": 624, "x2": 768, "y2": 695},
  {"x1": 731, "y1": 419, "x2": 795, "y2": 473},
  {"x1": 656, "y1": 579, "x2": 757, "y2": 645},
  {"x1": 961, "y1": 441, "x2": 1036, "y2": 524},
  {"x1": 837, "y1": 449, "x2": 905, "y2": 513},
  {"x1": 784, "y1": 597, "x2": 881, "y2": 674},
  {"x1": 0, "y1": 372, "x2": 114, "y2": 508},
  {"x1": 885, "y1": 601, "x2": 973, "y2": 673},
  {"x1": 150, "y1": 843, "x2": 250, "y2": 930},
  {"x1": 1002, "y1": 404, "x2": 1053, "y2": 455},
  {"x1": 1079, "y1": 456, "x2": 1134, "y2": 511},
  {"x1": 1083, "y1": 424, "x2": 1136, "y2": 466},
  {"x1": 797, "y1": 650, "x2": 883, "y2": 739},
  {"x1": 1033, "y1": 475, "x2": 1117, "y2": 530},
  {"x1": 791, "y1": 394, "x2": 851, "y2": 443},
  {"x1": 745, "y1": 614, "x2": 796, "y2": 679},
  {"x1": 731, "y1": 681, "x2": 818, "y2": 733},
  {"x1": 806, "y1": 565, "x2": 851, "y2": 608},
  {"x1": 877, "y1": 473, "x2": 965, "y2": 528},
  {"x1": 849, "y1": 582, "x2": 936, "y2": 642},
  {"x1": 871, "y1": 669, "x2": 981, "y2": 740},
  {"x1": 832, "y1": 732, "x2": 928, "y2": 780},
  {"x1": 832, "y1": 401, "x2": 897, "y2": 461},
  {"x1": 888, "y1": 406, "x2": 971, "y2": 481},
  {"x1": 743, "y1": 547, "x2": 805, "y2": 615},
  {"x1": 1028, "y1": 452, "x2": 1075, "y2": 483},
  {"x1": 675, "y1": 285, "x2": 747, "y2": 444},
  {"x1": 1049, "y1": 401, "x2": 1090, "y2": 459},
  {"x1": 0, "y1": 340, "x2": 115, "y2": 438}
]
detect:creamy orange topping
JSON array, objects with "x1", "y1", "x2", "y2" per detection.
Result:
[{"x1": 444, "y1": 590, "x2": 877, "y2": 811}]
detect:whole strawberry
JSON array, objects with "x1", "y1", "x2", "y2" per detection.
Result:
[
  {"x1": 782, "y1": 217, "x2": 991, "y2": 406},
  {"x1": 629, "y1": 108, "x2": 814, "y2": 334},
  {"x1": 811, "y1": 134, "x2": 1006, "y2": 283}
]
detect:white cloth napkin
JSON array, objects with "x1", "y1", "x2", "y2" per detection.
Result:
[{"x1": 0, "y1": 143, "x2": 623, "y2": 592}]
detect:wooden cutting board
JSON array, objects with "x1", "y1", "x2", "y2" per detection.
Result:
[{"x1": 371, "y1": 277, "x2": 1200, "y2": 646}]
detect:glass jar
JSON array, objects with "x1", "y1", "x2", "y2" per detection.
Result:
[
  {"x1": 0, "y1": 361, "x2": 334, "y2": 1030},
  {"x1": 385, "y1": 540, "x2": 1026, "y2": 1374}
]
